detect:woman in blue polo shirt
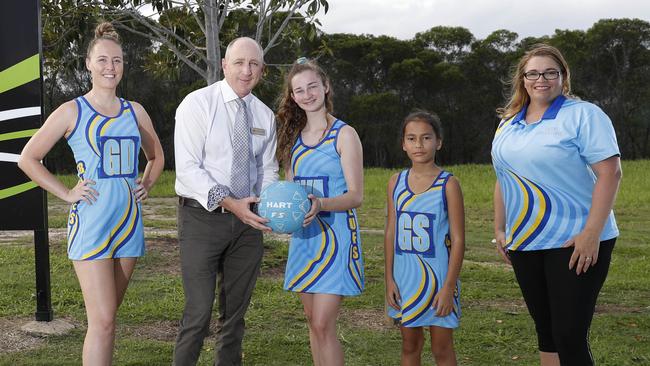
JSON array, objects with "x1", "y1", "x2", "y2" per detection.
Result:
[{"x1": 492, "y1": 44, "x2": 621, "y2": 366}]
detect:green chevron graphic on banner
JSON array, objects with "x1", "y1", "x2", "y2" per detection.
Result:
[
  {"x1": 0, "y1": 54, "x2": 40, "y2": 94},
  {"x1": 0, "y1": 128, "x2": 39, "y2": 142},
  {"x1": 0, "y1": 181, "x2": 38, "y2": 199}
]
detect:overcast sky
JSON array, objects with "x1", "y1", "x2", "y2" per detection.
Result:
[{"x1": 317, "y1": 0, "x2": 650, "y2": 40}]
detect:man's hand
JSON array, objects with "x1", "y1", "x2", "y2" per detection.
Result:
[{"x1": 220, "y1": 196, "x2": 272, "y2": 232}]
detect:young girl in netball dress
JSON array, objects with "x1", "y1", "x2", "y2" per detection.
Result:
[
  {"x1": 276, "y1": 58, "x2": 364, "y2": 366},
  {"x1": 384, "y1": 111, "x2": 465, "y2": 366}
]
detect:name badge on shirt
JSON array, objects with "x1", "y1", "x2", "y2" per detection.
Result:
[{"x1": 251, "y1": 127, "x2": 266, "y2": 136}]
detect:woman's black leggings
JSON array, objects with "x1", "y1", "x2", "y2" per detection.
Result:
[{"x1": 509, "y1": 239, "x2": 616, "y2": 366}]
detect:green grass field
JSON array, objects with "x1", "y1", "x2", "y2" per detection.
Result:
[{"x1": 1, "y1": 161, "x2": 648, "y2": 365}]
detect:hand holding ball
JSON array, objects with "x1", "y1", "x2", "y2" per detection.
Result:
[{"x1": 258, "y1": 181, "x2": 311, "y2": 233}]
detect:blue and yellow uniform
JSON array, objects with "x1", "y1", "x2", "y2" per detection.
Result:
[
  {"x1": 388, "y1": 169, "x2": 460, "y2": 328},
  {"x1": 491, "y1": 95, "x2": 619, "y2": 251},
  {"x1": 66, "y1": 96, "x2": 144, "y2": 260},
  {"x1": 283, "y1": 120, "x2": 364, "y2": 296}
]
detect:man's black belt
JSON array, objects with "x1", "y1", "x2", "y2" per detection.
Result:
[{"x1": 178, "y1": 197, "x2": 255, "y2": 214}]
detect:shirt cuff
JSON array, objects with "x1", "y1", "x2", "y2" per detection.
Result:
[{"x1": 207, "y1": 184, "x2": 230, "y2": 211}]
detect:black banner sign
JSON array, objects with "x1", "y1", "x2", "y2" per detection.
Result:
[{"x1": 0, "y1": 0, "x2": 46, "y2": 230}]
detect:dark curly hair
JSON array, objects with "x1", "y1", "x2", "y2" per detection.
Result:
[{"x1": 276, "y1": 59, "x2": 334, "y2": 169}]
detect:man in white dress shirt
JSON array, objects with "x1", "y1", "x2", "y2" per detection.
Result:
[{"x1": 173, "y1": 37, "x2": 278, "y2": 366}]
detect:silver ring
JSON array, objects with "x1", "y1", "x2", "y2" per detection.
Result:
[{"x1": 585, "y1": 257, "x2": 592, "y2": 261}]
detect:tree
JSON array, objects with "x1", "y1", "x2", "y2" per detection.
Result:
[
  {"x1": 414, "y1": 26, "x2": 474, "y2": 63},
  {"x1": 39, "y1": 5, "x2": 650, "y2": 169},
  {"x1": 88, "y1": 0, "x2": 329, "y2": 84},
  {"x1": 580, "y1": 18, "x2": 650, "y2": 158},
  {"x1": 348, "y1": 92, "x2": 406, "y2": 168}
]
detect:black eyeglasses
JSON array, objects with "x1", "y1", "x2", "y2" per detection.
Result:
[{"x1": 523, "y1": 70, "x2": 561, "y2": 81}]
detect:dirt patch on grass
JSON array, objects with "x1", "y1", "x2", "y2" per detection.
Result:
[
  {"x1": 143, "y1": 235, "x2": 181, "y2": 275},
  {"x1": 0, "y1": 229, "x2": 67, "y2": 246},
  {"x1": 464, "y1": 259, "x2": 514, "y2": 270},
  {"x1": 0, "y1": 317, "x2": 75, "y2": 354},
  {"x1": 143, "y1": 234, "x2": 289, "y2": 278},
  {"x1": 260, "y1": 265, "x2": 286, "y2": 279},
  {"x1": 464, "y1": 298, "x2": 528, "y2": 314},
  {"x1": 121, "y1": 320, "x2": 228, "y2": 345},
  {"x1": 595, "y1": 303, "x2": 648, "y2": 314},
  {"x1": 121, "y1": 320, "x2": 179, "y2": 342},
  {"x1": 465, "y1": 298, "x2": 647, "y2": 315},
  {"x1": 340, "y1": 308, "x2": 393, "y2": 331}
]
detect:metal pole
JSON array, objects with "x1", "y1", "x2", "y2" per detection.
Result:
[
  {"x1": 33, "y1": 0, "x2": 52, "y2": 322},
  {"x1": 34, "y1": 188, "x2": 52, "y2": 321},
  {"x1": 33, "y1": 229, "x2": 53, "y2": 321}
]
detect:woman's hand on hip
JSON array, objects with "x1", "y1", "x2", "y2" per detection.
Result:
[
  {"x1": 564, "y1": 229, "x2": 600, "y2": 275},
  {"x1": 65, "y1": 179, "x2": 98, "y2": 204},
  {"x1": 133, "y1": 177, "x2": 149, "y2": 202}
]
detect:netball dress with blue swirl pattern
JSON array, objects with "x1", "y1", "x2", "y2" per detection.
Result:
[
  {"x1": 66, "y1": 96, "x2": 143, "y2": 260},
  {"x1": 283, "y1": 119, "x2": 364, "y2": 296},
  {"x1": 387, "y1": 169, "x2": 460, "y2": 328}
]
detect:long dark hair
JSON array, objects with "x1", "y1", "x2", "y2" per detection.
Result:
[{"x1": 276, "y1": 59, "x2": 333, "y2": 169}]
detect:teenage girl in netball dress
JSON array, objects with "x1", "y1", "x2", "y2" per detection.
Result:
[{"x1": 276, "y1": 58, "x2": 364, "y2": 366}]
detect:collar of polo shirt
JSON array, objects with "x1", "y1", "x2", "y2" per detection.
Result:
[{"x1": 512, "y1": 95, "x2": 567, "y2": 125}]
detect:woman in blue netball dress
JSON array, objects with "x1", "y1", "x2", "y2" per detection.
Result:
[
  {"x1": 276, "y1": 58, "x2": 364, "y2": 366},
  {"x1": 385, "y1": 112, "x2": 465, "y2": 366},
  {"x1": 19, "y1": 22, "x2": 164, "y2": 365}
]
